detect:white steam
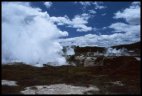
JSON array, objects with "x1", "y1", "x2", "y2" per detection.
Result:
[
  {"x1": 105, "y1": 48, "x2": 129, "y2": 56},
  {"x1": 65, "y1": 46, "x2": 75, "y2": 55},
  {"x1": 2, "y1": 2, "x2": 68, "y2": 66}
]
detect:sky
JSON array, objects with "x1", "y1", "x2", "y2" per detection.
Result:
[
  {"x1": 30, "y1": 1, "x2": 140, "y2": 47},
  {"x1": 2, "y1": 1, "x2": 140, "y2": 66},
  {"x1": 31, "y1": 2, "x2": 132, "y2": 37}
]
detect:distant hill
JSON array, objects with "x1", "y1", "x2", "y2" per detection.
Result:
[
  {"x1": 111, "y1": 42, "x2": 141, "y2": 55},
  {"x1": 2, "y1": 42, "x2": 141, "y2": 94},
  {"x1": 74, "y1": 46, "x2": 105, "y2": 55},
  {"x1": 72, "y1": 41, "x2": 140, "y2": 56},
  {"x1": 112, "y1": 42, "x2": 141, "y2": 50}
]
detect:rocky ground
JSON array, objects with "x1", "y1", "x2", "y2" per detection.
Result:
[
  {"x1": 20, "y1": 84, "x2": 100, "y2": 94},
  {"x1": 2, "y1": 56, "x2": 141, "y2": 95},
  {"x1": 2, "y1": 42, "x2": 141, "y2": 94}
]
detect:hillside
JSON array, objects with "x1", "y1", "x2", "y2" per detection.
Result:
[
  {"x1": 2, "y1": 41, "x2": 141, "y2": 94},
  {"x1": 73, "y1": 41, "x2": 140, "y2": 56},
  {"x1": 2, "y1": 56, "x2": 140, "y2": 94},
  {"x1": 112, "y1": 42, "x2": 141, "y2": 50}
]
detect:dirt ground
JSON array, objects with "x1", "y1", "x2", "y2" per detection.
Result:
[{"x1": 2, "y1": 56, "x2": 141, "y2": 94}]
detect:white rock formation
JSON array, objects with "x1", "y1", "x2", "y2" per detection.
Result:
[
  {"x1": 21, "y1": 84, "x2": 100, "y2": 94},
  {"x1": 84, "y1": 57, "x2": 96, "y2": 67},
  {"x1": 105, "y1": 48, "x2": 129, "y2": 56},
  {"x1": 135, "y1": 57, "x2": 141, "y2": 61},
  {"x1": 2, "y1": 80, "x2": 18, "y2": 86},
  {"x1": 109, "y1": 81, "x2": 124, "y2": 86}
]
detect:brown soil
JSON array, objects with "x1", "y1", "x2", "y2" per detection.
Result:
[{"x1": 2, "y1": 56, "x2": 141, "y2": 94}]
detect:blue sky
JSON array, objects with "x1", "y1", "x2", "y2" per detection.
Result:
[
  {"x1": 2, "y1": 1, "x2": 140, "y2": 46},
  {"x1": 30, "y1": 1, "x2": 133, "y2": 38}
]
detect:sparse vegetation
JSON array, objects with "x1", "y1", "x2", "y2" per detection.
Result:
[
  {"x1": 2, "y1": 42, "x2": 141, "y2": 94},
  {"x1": 2, "y1": 56, "x2": 140, "y2": 94}
]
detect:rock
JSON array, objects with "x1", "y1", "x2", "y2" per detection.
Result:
[
  {"x1": 21, "y1": 84, "x2": 100, "y2": 94},
  {"x1": 106, "y1": 81, "x2": 124, "y2": 86},
  {"x1": 135, "y1": 57, "x2": 140, "y2": 61},
  {"x1": 84, "y1": 57, "x2": 96, "y2": 67},
  {"x1": 109, "y1": 81, "x2": 124, "y2": 86},
  {"x1": 2, "y1": 80, "x2": 18, "y2": 86}
]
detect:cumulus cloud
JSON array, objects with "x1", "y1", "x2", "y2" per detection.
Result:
[
  {"x1": 59, "y1": 32, "x2": 140, "y2": 47},
  {"x1": 78, "y1": 1, "x2": 91, "y2": 6},
  {"x1": 50, "y1": 15, "x2": 71, "y2": 26},
  {"x1": 74, "y1": 1, "x2": 106, "y2": 20},
  {"x1": 109, "y1": 22, "x2": 140, "y2": 33},
  {"x1": 109, "y1": 1, "x2": 140, "y2": 42},
  {"x1": 2, "y1": 2, "x2": 68, "y2": 66},
  {"x1": 50, "y1": 13, "x2": 92, "y2": 32},
  {"x1": 76, "y1": 1, "x2": 91, "y2": 9},
  {"x1": 75, "y1": 1, "x2": 106, "y2": 10},
  {"x1": 44, "y1": 2, "x2": 52, "y2": 8},
  {"x1": 92, "y1": 2, "x2": 106, "y2": 9},
  {"x1": 89, "y1": 10, "x2": 96, "y2": 14},
  {"x1": 59, "y1": 1, "x2": 140, "y2": 48},
  {"x1": 71, "y1": 13, "x2": 92, "y2": 32},
  {"x1": 113, "y1": 1, "x2": 140, "y2": 25}
]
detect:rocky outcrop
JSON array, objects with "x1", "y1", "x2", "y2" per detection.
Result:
[
  {"x1": 65, "y1": 42, "x2": 140, "y2": 67},
  {"x1": 21, "y1": 84, "x2": 100, "y2": 94},
  {"x1": 2, "y1": 80, "x2": 18, "y2": 86}
]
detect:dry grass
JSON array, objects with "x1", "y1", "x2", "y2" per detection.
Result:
[{"x1": 2, "y1": 56, "x2": 141, "y2": 94}]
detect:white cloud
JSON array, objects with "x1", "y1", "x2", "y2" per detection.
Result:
[
  {"x1": 105, "y1": 1, "x2": 140, "y2": 46},
  {"x1": 109, "y1": 22, "x2": 140, "y2": 34},
  {"x1": 92, "y1": 2, "x2": 106, "y2": 9},
  {"x1": 59, "y1": 31, "x2": 69, "y2": 37},
  {"x1": 2, "y1": 2, "x2": 30, "y2": 6},
  {"x1": 44, "y1": 2, "x2": 52, "y2": 8},
  {"x1": 72, "y1": 15, "x2": 88, "y2": 25},
  {"x1": 75, "y1": 1, "x2": 91, "y2": 9},
  {"x1": 114, "y1": 1, "x2": 140, "y2": 25},
  {"x1": 65, "y1": 3, "x2": 140, "y2": 47},
  {"x1": 50, "y1": 13, "x2": 92, "y2": 32},
  {"x1": 109, "y1": 22, "x2": 128, "y2": 32},
  {"x1": 60, "y1": 2, "x2": 141, "y2": 47},
  {"x1": 79, "y1": 1, "x2": 91, "y2": 6},
  {"x1": 75, "y1": 1, "x2": 106, "y2": 10},
  {"x1": 50, "y1": 16, "x2": 71, "y2": 25},
  {"x1": 76, "y1": 25, "x2": 92, "y2": 32},
  {"x1": 2, "y1": 2, "x2": 68, "y2": 66},
  {"x1": 59, "y1": 32, "x2": 140, "y2": 47},
  {"x1": 89, "y1": 10, "x2": 96, "y2": 14},
  {"x1": 71, "y1": 14, "x2": 92, "y2": 32},
  {"x1": 131, "y1": 1, "x2": 140, "y2": 7}
]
